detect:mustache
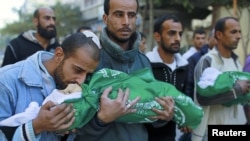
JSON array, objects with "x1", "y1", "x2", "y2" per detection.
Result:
[
  {"x1": 171, "y1": 42, "x2": 180, "y2": 46},
  {"x1": 118, "y1": 28, "x2": 132, "y2": 32},
  {"x1": 46, "y1": 25, "x2": 56, "y2": 29}
]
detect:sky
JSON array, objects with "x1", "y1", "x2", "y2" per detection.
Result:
[{"x1": 0, "y1": 0, "x2": 25, "y2": 28}]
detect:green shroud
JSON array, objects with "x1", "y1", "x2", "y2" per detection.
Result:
[
  {"x1": 196, "y1": 71, "x2": 250, "y2": 106},
  {"x1": 64, "y1": 68, "x2": 203, "y2": 131}
]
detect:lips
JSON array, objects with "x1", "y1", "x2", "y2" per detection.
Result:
[{"x1": 47, "y1": 26, "x2": 55, "y2": 30}]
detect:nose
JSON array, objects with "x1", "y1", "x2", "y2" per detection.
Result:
[
  {"x1": 237, "y1": 32, "x2": 241, "y2": 39},
  {"x1": 122, "y1": 15, "x2": 129, "y2": 25},
  {"x1": 49, "y1": 17, "x2": 56, "y2": 25},
  {"x1": 175, "y1": 34, "x2": 181, "y2": 41}
]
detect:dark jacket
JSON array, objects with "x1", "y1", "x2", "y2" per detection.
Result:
[
  {"x1": 186, "y1": 44, "x2": 210, "y2": 99},
  {"x1": 74, "y1": 28, "x2": 151, "y2": 141},
  {"x1": 146, "y1": 47, "x2": 189, "y2": 141},
  {"x1": 2, "y1": 30, "x2": 59, "y2": 67}
]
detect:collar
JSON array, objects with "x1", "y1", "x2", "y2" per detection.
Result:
[
  {"x1": 19, "y1": 51, "x2": 54, "y2": 87},
  {"x1": 146, "y1": 46, "x2": 188, "y2": 67}
]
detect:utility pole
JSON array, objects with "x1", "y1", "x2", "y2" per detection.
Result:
[{"x1": 233, "y1": 0, "x2": 237, "y2": 18}]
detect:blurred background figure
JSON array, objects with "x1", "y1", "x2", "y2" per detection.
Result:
[
  {"x1": 77, "y1": 26, "x2": 92, "y2": 32},
  {"x1": 1, "y1": 6, "x2": 59, "y2": 67},
  {"x1": 182, "y1": 28, "x2": 206, "y2": 60},
  {"x1": 139, "y1": 32, "x2": 147, "y2": 53},
  {"x1": 185, "y1": 28, "x2": 217, "y2": 100}
]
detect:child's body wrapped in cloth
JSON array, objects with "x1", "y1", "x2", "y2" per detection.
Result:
[
  {"x1": 0, "y1": 68, "x2": 204, "y2": 132},
  {"x1": 196, "y1": 67, "x2": 250, "y2": 106}
]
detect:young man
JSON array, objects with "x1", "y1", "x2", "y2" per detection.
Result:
[
  {"x1": 74, "y1": 0, "x2": 175, "y2": 141},
  {"x1": 146, "y1": 14, "x2": 191, "y2": 141},
  {"x1": 182, "y1": 28, "x2": 206, "y2": 60},
  {"x1": 0, "y1": 32, "x2": 101, "y2": 140},
  {"x1": 192, "y1": 17, "x2": 250, "y2": 141},
  {"x1": 186, "y1": 29, "x2": 217, "y2": 100},
  {"x1": 2, "y1": 6, "x2": 59, "y2": 67}
]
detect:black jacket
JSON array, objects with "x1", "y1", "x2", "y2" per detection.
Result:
[
  {"x1": 186, "y1": 44, "x2": 210, "y2": 99},
  {"x1": 146, "y1": 48, "x2": 189, "y2": 141},
  {"x1": 2, "y1": 30, "x2": 59, "y2": 67}
]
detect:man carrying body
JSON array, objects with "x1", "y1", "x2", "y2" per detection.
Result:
[
  {"x1": 192, "y1": 17, "x2": 250, "y2": 141},
  {"x1": 0, "y1": 32, "x2": 101, "y2": 140},
  {"x1": 146, "y1": 14, "x2": 191, "y2": 141},
  {"x1": 74, "y1": 0, "x2": 175, "y2": 141}
]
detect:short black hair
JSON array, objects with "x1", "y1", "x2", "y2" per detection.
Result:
[
  {"x1": 192, "y1": 28, "x2": 206, "y2": 38},
  {"x1": 61, "y1": 32, "x2": 100, "y2": 61},
  {"x1": 139, "y1": 32, "x2": 147, "y2": 40},
  {"x1": 154, "y1": 14, "x2": 182, "y2": 34},
  {"x1": 33, "y1": 6, "x2": 54, "y2": 18},
  {"x1": 214, "y1": 17, "x2": 239, "y2": 34},
  {"x1": 104, "y1": 0, "x2": 139, "y2": 15},
  {"x1": 214, "y1": 17, "x2": 239, "y2": 40}
]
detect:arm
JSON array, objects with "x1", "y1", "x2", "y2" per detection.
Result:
[
  {"x1": 194, "y1": 56, "x2": 248, "y2": 106},
  {"x1": 196, "y1": 82, "x2": 244, "y2": 105},
  {"x1": 0, "y1": 83, "x2": 39, "y2": 140},
  {"x1": 0, "y1": 82, "x2": 75, "y2": 140}
]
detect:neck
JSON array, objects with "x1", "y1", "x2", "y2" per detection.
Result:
[
  {"x1": 158, "y1": 47, "x2": 175, "y2": 64},
  {"x1": 118, "y1": 41, "x2": 129, "y2": 50},
  {"x1": 217, "y1": 44, "x2": 232, "y2": 58},
  {"x1": 35, "y1": 32, "x2": 50, "y2": 49},
  {"x1": 43, "y1": 58, "x2": 56, "y2": 78}
]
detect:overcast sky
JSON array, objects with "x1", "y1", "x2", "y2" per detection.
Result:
[{"x1": 0, "y1": 0, "x2": 25, "y2": 28}]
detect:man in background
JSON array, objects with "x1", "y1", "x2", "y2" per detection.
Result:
[
  {"x1": 2, "y1": 6, "x2": 59, "y2": 66},
  {"x1": 185, "y1": 29, "x2": 217, "y2": 100},
  {"x1": 182, "y1": 28, "x2": 206, "y2": 60},
  {"x1": 146, "y1": 14, "x2": 191, "y2": 141},
  {"x1": 74, "y1": 0, "x2": 175, "y2": 141},
  {"x1": 192, "y1": 17, "x2": 250, "y2": 141}
]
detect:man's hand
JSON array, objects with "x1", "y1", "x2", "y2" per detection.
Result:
[
  {"x1": 97, "y1": 87, "x2": 140, "y2": 124},
  {"x1": 32, "y1": 101, "x2": 75, "y2": 135},
  {"x1": 150, "y1": 96, "x2": 175, "y2": 121},
  {"x1": 178, "y1": 126, "x2": 192, "y2": 133},
  {"x1": 236, "y1": 80, "x2": 250, "y2": 94}
]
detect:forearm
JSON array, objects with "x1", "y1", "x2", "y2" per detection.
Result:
[{"x1": 197, "y1": 84, "x2": 244, "y2": 106}]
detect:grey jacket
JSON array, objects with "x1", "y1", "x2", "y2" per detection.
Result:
[
  {"x1": 194, "y1": 47, "x2": 244, "y2": 105},
  {"x1": 74, "y1": 28, "x2": 151, "y2": 141}
]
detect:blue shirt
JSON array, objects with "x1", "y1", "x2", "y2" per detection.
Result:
[{"x1": 0, "y1": 51, "x2": 74, "y2": 141}]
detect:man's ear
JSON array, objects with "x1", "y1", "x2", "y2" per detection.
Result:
[
  {"x1": 103, "y1": 14, "x2": 108, "y2": 25},
  {"x1": 215, "y1": 31, "x2": 222, "y2": 40},
  {"x1": 154, "y1": 32, "x2": 161, "y2": 42},
  {"x1": 54, "y1": 47, "x2": 64, "y2": 62},
  {"x1": 33, "y1": 18, "x2": 38, "y2": 27}
]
